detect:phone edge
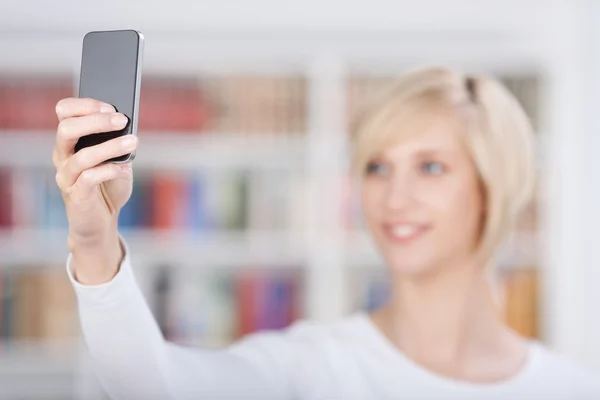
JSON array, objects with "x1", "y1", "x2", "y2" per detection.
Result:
[{"x1": 115, "y1": 30, "x2": 144, "y2": 164}]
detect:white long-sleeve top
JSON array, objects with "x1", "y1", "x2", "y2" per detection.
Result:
[{"x1": 67, "y1": 242, "x2": 600, "y2": 400}]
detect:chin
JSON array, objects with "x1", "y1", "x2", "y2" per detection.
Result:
[{"x1": 382, "y1": 250, "x2": 438, "y2": 277}]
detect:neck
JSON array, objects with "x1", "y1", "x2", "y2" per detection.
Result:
[{"x1": 372, "y1": 257, "x2": 521, "y2": 376}]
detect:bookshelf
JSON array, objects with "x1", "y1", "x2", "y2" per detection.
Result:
[
  {"x1": 0, "y1": 34, "x2": 549, "y2": 398},
  {"x1": 0, "y1": 132, "x2": 309, "y2": 170},
  {"x1": 0, "y1": 341, "x2": 78, "y2": 399}
]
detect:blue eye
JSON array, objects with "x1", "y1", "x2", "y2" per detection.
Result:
[
  {"x1": 421, "y1": 161, "x2": 445, "y2": 175},
  {"x1": 366, "y1": 161, "x2": 389, "y2": 176}
]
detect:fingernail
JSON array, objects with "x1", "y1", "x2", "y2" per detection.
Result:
[
  {"x1": 99, "y1": 103, "x2": 115, "y2": 113},
  {"x1": 122, "y1": 135, "x2": 137, "y2": 149},
  {"x1": 111, "y1": 113, "x2": 128, "y2": 127}
]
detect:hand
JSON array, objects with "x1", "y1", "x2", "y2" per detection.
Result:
[{"x1": 53, "y1": 98, "x2": 139, "y2": 283}]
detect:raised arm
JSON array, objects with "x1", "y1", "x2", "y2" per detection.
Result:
[
  {"x1": 67, "y1": 242, "x2": 289, "y2": 399},
  {"x1": 54, "y1": 98, "x2": 290, "y2": 399}
]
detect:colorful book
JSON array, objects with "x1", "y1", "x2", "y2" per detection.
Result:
[
  {"x1": 0, "y1": 78, "x2": 73, "y2": 130},
  {"x1": 0, "y1": 169, "x2": 12, "y2": 228},
  {"x1": 137, "y1": 77, "x2": 212, "y2": 133}
]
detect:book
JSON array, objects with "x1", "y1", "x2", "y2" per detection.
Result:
[
  {"x1": 119, "y1": 175, "x2": 153, "y2": 230},
  {"x1": 10, "y1": 168, "x2": 41, "y2": 228},
  {"x1": 0, "y1": 77, "x2": 73, "y2": 130},
  {"x1": 138, "y1": 77, "x2": 212, "y2": 133},
  {"x1": 152, "y1": 266, "x2": 299, "y2": 346},
  {"x1": 500, "y1": 268, "x2": 539, "y2": 338},
  {"x1": 7, "y1": 267, "x2": 77, "y2": 340},
  {"x1": 170, "y1": 267, "x2": 235, "y2": 347},
  {"x1": 151, "y1": 172, "x2": 189, "y2": 230},
  {"x1": 42, "y1": 170, "x2": 68, "y2": 229},
  {"x1": 0, "y1": 271, "x2": 14, "y2": 342},
  {"x1": 204, "y1": 75, "x2": 307, "y2": 135},
  {"x1": 152, "y1": 266, "x2": 176, "y2": 340},
  {"x1": 0, "y1": 169, "x2": 12, "y2": 228}
]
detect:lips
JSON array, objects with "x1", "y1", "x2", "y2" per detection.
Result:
[{"x1": 383, "y1": 223, "x2": 430, "y2": 244}]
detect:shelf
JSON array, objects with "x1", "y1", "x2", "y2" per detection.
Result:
[
  {"x1": 0, "y1": 130, "x2": 546, "y2": 171},
  {"x1": 0, "y1": 339, "x2": 79, "y2": 399},
  {"x1": 0, "y1": 131, "x2": 308, "y2": 170},
  {"x1": 121, "y1": 229, "x2": 308, "y2": 267},
  {"x1": 0, "y1": 336, "x2": 233, "y2": 398},
  {"x1": 0, "y1": 339, "x2": 78, "y2": 374},
  {"x1": 1, "y1": 228, "x2": 539, "y2": 270},
  {"x1": 0, "y1": 228, "x2": 309, "y2": 267}
]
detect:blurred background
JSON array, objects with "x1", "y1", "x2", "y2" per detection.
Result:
[{"x1": 0, "y1": 0, "x2": 599, "y2": 398}]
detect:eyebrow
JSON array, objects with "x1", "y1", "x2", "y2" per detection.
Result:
[
  {"x1": 377, "y1": 148, "x2": 460, "y2": 160},
  {"x1": 413, "y1": 149, "x2": 459, "y2": 158}
]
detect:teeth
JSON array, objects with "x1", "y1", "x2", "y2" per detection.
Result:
[{"x1": 392, "y1": 225, "x2": 416, "y2": 238}]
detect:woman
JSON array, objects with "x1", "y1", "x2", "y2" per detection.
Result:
[{"x1": 53, "y1": 67, "x2": 599, "y2": 399}]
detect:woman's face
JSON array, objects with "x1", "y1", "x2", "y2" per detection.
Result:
[{"x1": 360, "y1": 116, "x2": 484, "y2": 276}]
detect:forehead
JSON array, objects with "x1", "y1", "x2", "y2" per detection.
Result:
[{"x1": 375, "y1": 113, "x2": 469, "y2": 160}]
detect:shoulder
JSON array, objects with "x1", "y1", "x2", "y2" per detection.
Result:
[{"x1": 529, "y1": 342, "x2": 600, "y2": 395}]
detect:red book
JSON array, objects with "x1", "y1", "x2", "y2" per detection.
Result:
[
  {"x1": 138, "y1": 78, "x2": 212, "y2": 133},
  {"x1": 235, "y1": 271, "x2": 259, "y2": 337},
  {"x1": 1, "y1": 79, "x2": 72, "y2": 130},
  {"x1": 5, "y1": 84, "x2": 21, "y2": 129},
  {"x1": 151, "y1": 174, "x2": 187, "y2": 230},
  {"x1": 0, "y1": 169, "x2": 12, "y2": 227},
  {"x1": 0, "y1": 83, "x2": 7, "y2": 128}
]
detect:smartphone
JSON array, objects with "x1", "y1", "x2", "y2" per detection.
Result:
[{"x1": 74, "y1": 29, "x2": 144, "y2": 163}]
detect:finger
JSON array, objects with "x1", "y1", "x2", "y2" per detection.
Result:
[
  {"x1": 52, "y1": 147, "x2": 60, "y2": 169},
  {"x1": 70, "y1": 163, "x2": 133, "y2": 201},
  {"x1": 55, "y1": 97, "x2": 115, "y2": 122},
  {"x1": 55, "y1": 112, "x2": 129, "y2": 161},
  {"x1": 61, "y1": 134, "x2": 138, "y2": 187}
]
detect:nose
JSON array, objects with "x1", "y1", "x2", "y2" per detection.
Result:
[{"x1": 383, "y1": 174, "x2": 415, "y2": 212}]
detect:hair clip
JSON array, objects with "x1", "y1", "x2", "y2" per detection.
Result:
[{"x1": 465, "y1": 76, "x2": 477, "y2": 102}]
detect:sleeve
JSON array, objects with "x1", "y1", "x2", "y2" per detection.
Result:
[{"x1": 66, "y1": 238, "x2": 293, "y2": 400}]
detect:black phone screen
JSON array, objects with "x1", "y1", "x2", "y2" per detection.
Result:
[{"x1": 75, "y1": 30, "x2": 143, "y2": 162}]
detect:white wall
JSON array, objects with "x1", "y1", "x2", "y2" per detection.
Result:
[
  {"x1": 578, "y1": 0, "x2": 600, "y2": 372},
  {"x1": 536, "y1": 0, "x2": 600, "y2": 372},
  {"x1": 0, "y1": 0, "x2": 549, "y2": 33}
]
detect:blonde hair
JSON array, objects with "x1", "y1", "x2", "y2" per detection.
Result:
[{"x1": 350, "y1": 67, "x2": 536, "y2": 264}]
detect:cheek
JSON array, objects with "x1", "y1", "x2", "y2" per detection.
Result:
[
  {"x1": 360, "y1": 182, "x2": 384, "y2": 222},
  {"x1": 427, "y1": 179, "x2": 483, "y2": 239}
]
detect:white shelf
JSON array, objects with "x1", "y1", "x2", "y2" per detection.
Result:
[
  {"x1": 0, "y1": 130, "x2": 546, "y2": 172},
  {"x1": 0, "y1": 131, "x2": 309, "y2": 170},
  {"x1": 0, "y1": 228, "x2": 309, "y2": 267},
  {"x1": 1, "y1": 228, "x2": 539, "y2": 270},
  {"x1": 0, "y1": 339, "x2": 78, "y2": 374},
  {"x1": 0, "y1": 335, "x2": 235, "y2": 399},
  {"x1": 0, "y1": 339, "x2": 80, "y2": 399},
  {"x1": 122, "y1": 229, "x2": 309, "y2": 267}
]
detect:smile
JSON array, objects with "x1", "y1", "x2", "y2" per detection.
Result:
[{"x1": 383, "y1": 224, "x2": 429, "y2": 243}]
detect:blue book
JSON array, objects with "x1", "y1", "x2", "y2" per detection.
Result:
[
  {"x1": 119, "y1": 176, "x2": 152, "y2": 230},
  {"x1": 43, "y1": 172, "x2": 68, "y2": 229},
  {"x1": 119, "y1": 179, "x2": 140, "y2": 229},
  {"x1": 188, "y1": 173, "x2": 213, "y2": 232},
  {"x1": 366, "y1": 276, "x2": 390, "y2": 311},
  {"x1": 1, "y1": 272, "x2": 14, "y2": 341},
  {"x1": 258, "y1": 272, "x2": 294, "y2": 330}
]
